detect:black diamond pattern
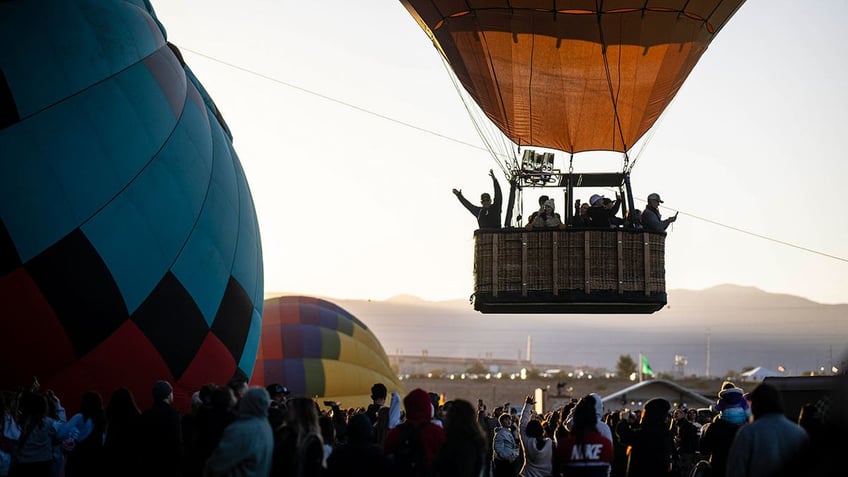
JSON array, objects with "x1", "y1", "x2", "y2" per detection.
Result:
[
  {"x1": 131, "y1": 271, "x2": 210, "y2": 379},
  {"x1": 0, "y1": 219, "x2": 21, "y2": 276},
  {"x1": 0, "y1": 69, "x2": 19, "y2": 129},
  {"x1": 210, "y1": 277, "x2": 254, "y2": 363},
  {"x1": 25, "y1": 229, "x2": 129, "y2": 357}
]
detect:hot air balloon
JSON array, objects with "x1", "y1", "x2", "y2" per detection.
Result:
[
  {"x1": 402, "y1": 0, "x2": 745, "y2": 313},
  {"x1": 0, "y1": 0, "x2": 263, "y2": 411},
  {"x1": 252, "y1": 296, "x2": 403, "y2": 409}
]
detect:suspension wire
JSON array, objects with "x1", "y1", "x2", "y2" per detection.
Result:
[
  {"x1": 442, "y1": 60, "x2": 513, "y2": 178},
  {"x1": 670, "y1": 209, "x2": 848, "y2": 263},
  {"x1": 180, "y1": 47, "x2": 491, "y2": 156},
  {"x1": 178, "y1": 47, "x2": 848, "y2": 265},
  {"x1": 474, "y1": 10, "x2": 516, "y2": 177}
]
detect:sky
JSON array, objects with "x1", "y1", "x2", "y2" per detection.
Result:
[{"x1": 152, "y1": 0, "x2": 848, "y2": 306}]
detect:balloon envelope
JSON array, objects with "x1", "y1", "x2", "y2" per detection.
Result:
[
  {"x1": 252, "y1": 296, "x2": 402, "y2": 409},
  {"x1": 402, "y1": 0, "x2": 745, "y2": 153},
  {"x1": 0, "y1": 0, "x2": 263, "y2": 411}
]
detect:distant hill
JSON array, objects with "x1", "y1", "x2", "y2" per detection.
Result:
[{"x1": 264, "y1": 286, "x2": 848, "y2": 378}]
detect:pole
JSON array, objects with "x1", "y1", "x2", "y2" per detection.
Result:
[
  {"x1": 706, "y1": 330, "x2": 712, "y2": 378},
  {"x1": 638, "y1": 352, "x2": 643, "y2": 383}
]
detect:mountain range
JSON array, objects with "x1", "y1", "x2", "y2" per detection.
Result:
[{"x1": 268, "y1": 285, "x2": 847, "y2": 378}]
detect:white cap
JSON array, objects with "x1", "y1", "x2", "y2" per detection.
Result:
[{"x1": 589, "y1": 194, "x2": 604, "y2": 205}]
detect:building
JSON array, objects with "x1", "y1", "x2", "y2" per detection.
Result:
[{"x1": 601, "y1": 379, "x2": 713, "y2": 411}]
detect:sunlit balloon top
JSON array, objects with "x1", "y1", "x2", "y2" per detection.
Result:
[
  {"x1": 253, "y1": 296, "x2": 402, "y2": 408},
  {"x1": 402, "y1": 0, "x2": 745, "y2": 153}
]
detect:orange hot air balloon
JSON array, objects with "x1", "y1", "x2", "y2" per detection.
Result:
[
  {"x1": 401, "y1": 1, "x2": 745, "y2": 315},
  {"x1": 401, "y1": 0, "x2": 745, "y2": 154}
]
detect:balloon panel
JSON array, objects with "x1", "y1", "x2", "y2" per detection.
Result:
[
  {"x1": 0, "y1": 0, "x2": 263, "y2": 412},
  {"x1": 403, "y1": 1, "x2": 744, "y2": 152},
  {"x1": 253, "y1": 296, "x2": 403, "y2": 402}
]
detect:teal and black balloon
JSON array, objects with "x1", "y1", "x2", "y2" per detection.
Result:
[{"x1": 0, "y1": 0, "x2": 263, "y2": 410}]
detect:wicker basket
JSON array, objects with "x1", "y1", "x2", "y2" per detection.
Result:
[{"x1": 473, "y1": 228, "x2": 666, "y2": 313}]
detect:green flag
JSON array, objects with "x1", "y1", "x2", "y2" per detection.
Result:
[{"x1": 641, "y1": 354, "x2": 654, "y2": 376}]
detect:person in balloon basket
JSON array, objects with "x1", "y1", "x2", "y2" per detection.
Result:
[
  {"x1": 138, "y1": 381, "x2": 182, "y2": 477},
  {"x1": 641, "y1": 193, "x2": 677, "y2": 232},
  {"x1": 527, "y1": 198, "x2": 563, "y2": 229},
  {"x1": 453, "y1": 169, "x2": 502, "y2": 229}
]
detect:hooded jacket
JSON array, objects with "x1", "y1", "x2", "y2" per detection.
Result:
[
  {"x1": 204, "y1": 388, "x2": 274, "y2": 477},
  {"x1": 383, "y1": 388, "x2": 446, "y2": 470},
  {"x1": 565, "y1": 393, "x2": 614, "y2": 444}
]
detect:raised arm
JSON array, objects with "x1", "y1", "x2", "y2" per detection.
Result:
[
  {"x1": 490, "y1": 169, "x2": 503, "y2": 208},
  {"x1": 453, "y1": 188, "x2": 480, "y2": 217}
]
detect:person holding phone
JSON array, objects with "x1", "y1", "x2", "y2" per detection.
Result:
[{"x1": 641, "y1": 193, "x2": 678, "y2": 232}]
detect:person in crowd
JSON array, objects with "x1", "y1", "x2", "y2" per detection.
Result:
[
  {"x1": 725, "y1": 383, "x2": 808, "y2": 477},
  {"x1": 182, "y1": 384, "x2": 216, "y2": 476},
  {"x1": 616, "y1": 398, "x2": 675, "y2": 477},
  {"x1": 554, "y1": 395, "x2": 613, "y2": 477},
  {"x1": 641, "y1": 193, "x2": 676, "y2": 232},
  {"x1": 62, "y1": 391, "x2": 106, "y2": 477},
  {"x1": 138, "y1": 381, "x2": 182, "y2": 477},
  {"x1": 318, "y1": 415, "x2": 335, "y2": 461},
  {"x1": 11, "y1": 390, "x2": 67, "y2": 477},
  {"x1": 796, "y1": 402, "x2": 825, "y2": 445},
  {"x1": 371, "y1": 388, "x2": 401, "y2": 446},
  {"x1": 699, "y1": 410, "x2": 742, "y2": 477},
  {"x1": 265, "y1": 384, "x2": 289, "y2": 432},
  {"x1": 517, "y1": 395, "x2": 553, "y2": 477},
  {"x1": 270, "y1": 395, "x2": 298, "y2": 477},
  {"x1": 326, "y1": 413, "x2": 386, "y2": 477},
  {"x1": 227, "y1": 376, "x2": 249, "y2": 404},
  {"x1": 607, "y1": 410, "x2": 630, "y2": 477},
  {"x1": 671, "y1": 407, "x2": 699, "y2": 477},
  {"x1": 288, "y1": 397, "x2": 325, "y2": 477},
  {"x1": 492, "y1": 412, "x2": 520, "y2": 477},
  {"x1": 453, "y1": 169, "x2": 503, "y2": 229},
  {"x1": 1, "y1": 392, "x2": 21, "y2": 477},
  {"x1": 565, "y1": 394, "x2": 613, "y2": 445},
  {"x1": 528, "y1": 198, "x2": 563, "y2": 229},
  {"x1": 189, "y1": 386, "x2": 237, "y2": 477},
  {"x1": 103, "y1": 387, "x2": 141, "y2": 477},
  {"x1": 712, "y1": 381, "x2": 751, "y2": 426},
  {"x1": 266, "y1": 384, "x2": 290, "y2": 410},
  {"x1": 384, "y1": 388, "x2": 446, "y2": 476},
  {"x1": 686, "y1": 408, "x2": 703, "y2": 435},
  {"x1": 204, "y1": 387, "x2": 274, "y2": 477},
  {"x1": 429, "y1": 393, "x2": 444, "y2": 428},
  {"x1": 477, "y1": 400, "x2": 498, "y2": 477},
  {"x1": 366, "y1": 383, "x2": 388, "y2": 430},
  {"x1": 434, "y1": 399, "x2": 487, "y2": 477}
]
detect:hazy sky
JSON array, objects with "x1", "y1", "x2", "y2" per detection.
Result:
[{"x1": 152, "y1": 0, "x2": 848, "y2": 305}]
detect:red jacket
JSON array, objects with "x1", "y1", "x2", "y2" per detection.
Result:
[{"x1": 383, "y1": 388, "x2": 446, "y2": 469}]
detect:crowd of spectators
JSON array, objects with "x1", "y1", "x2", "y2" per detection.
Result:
[{"x1": 0, "y1": 378, "x2": 842, "y2": 477}]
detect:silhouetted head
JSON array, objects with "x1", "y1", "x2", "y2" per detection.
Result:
[{"x1": 749, "y1": 383, "x2": 784, "y2": 419}]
